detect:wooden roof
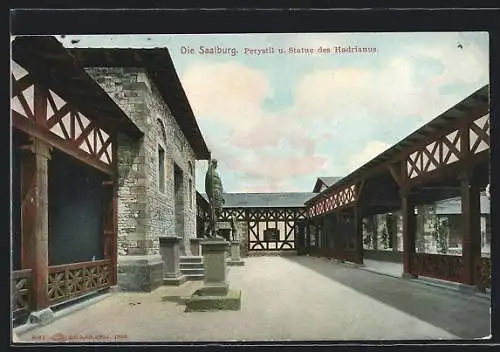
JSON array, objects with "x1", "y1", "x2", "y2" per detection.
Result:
[
  {"x1": 11, "y1": 36, "x2": 143, "y2": 139},
  {"x1": 313, "y1": 176, "x2": 343, "y2": 192},
  {"x1": 68, "y1": 47, "x2": 211, "y2": 160},
  {"x1": 200, "y1": 192, "x2": 315, "y2": 208},
  {"x1": 305, "y1": 84, "x2": 490, "y2": 206}
]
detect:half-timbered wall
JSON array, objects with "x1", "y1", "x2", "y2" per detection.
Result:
[
  {"x1": 11, "y1": 58, "x2": 118, "y2": 320},
  {"x1": 308, "y1": 183, "x2": 357, "y2": 218},
  {"x1": 11, "y1": 60, "x2": 115, "y2": 175},
  {"x1": 404, "y1": 113, "x2": 490, "y2": 183},
  {"x1": 219, "y1": 207, "x2": 307, "y2": 251}
]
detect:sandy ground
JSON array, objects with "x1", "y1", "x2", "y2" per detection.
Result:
[{"x1": 15, "y1": 256, "x2": 490, "y2": 343}]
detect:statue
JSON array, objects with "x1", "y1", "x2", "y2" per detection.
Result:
[
  {"x1": 204, "y1": 158, "x2": 225, "y2": 238},
  {"x1": 230, "y1": 216, "x2": 237, "y2": 241}
]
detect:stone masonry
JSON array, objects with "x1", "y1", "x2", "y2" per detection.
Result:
[{"x1": 85, "y1": 68, "x2": 197, "y2": 289}]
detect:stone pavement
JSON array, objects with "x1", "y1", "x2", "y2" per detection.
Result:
[
  {"x1": 14, "y1": 256, "x2": 490, "y2": 343},
  {"x1": 362, "y1": 259, "x2": 403, "y2": 278}
]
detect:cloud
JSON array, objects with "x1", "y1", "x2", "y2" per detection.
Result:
[
  {"x1": 183, "y1": 33, "x2": 489, "y2": 192},
  {"x1": 291, "y1": 39, "x2": 488, "y2": 126},
  {"x1": 347, "y1": 140, "x2": 391, "y2": 172},
  {"x1": 181, "y1": 61, "x2": 272, "y2": 130}
]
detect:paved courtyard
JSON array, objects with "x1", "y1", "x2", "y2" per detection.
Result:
[{"x1": 15, "y1": 256, "x2": 490, "y2": 343}]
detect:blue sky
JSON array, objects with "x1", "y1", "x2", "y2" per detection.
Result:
[{"x1": 57, "y1": 33, "x2": 489, "y2": 193}]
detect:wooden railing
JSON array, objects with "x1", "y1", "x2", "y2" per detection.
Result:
[
  {"x1": 411, "y1": 253, "x2": 463, "y2": 283},
  {"x1": 48, "y1": 259, "x2": 111, "y2": 305},
  {"x1": 11, "y1": 269, "x2": 32, "y2": 320}
]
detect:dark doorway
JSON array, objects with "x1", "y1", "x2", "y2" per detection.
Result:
[
  {"x1": 48, "y1": 149, "x2": 106, "y2": 265},
  {"x1": 174, "y1": 163, "x2": 185, "y2": 252},
  {"x1": 11, "y1": 129, "x2": 29, "y2": 270}
]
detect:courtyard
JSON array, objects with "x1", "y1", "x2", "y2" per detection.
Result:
[{"x1": 15, "y1": 255, "x2": 490, "y2": 343}]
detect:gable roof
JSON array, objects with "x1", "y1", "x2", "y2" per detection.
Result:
[
  {"x1": 313, "y1": 176, "x2": 343, "y2": 192},
  {"x1": 200, "y1": 192, "x2": 314, "y2": 208},
  {"x1": 306, "y1": 84, "x2": 489, "y2": 205},
  {"x1": 68, "y1": 47, "x2": 210, "y2": 160},
  {"x1": 11, "y1": 36, "x2": 143, "y2": 138}
]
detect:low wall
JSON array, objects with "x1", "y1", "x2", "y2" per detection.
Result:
[{"x1": 363, "y1": 249, "x2": 403, "y2": 263}]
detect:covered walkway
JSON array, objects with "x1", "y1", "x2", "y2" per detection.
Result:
[{"x1": 15, "y1": 256, "x2": 489, "y2": 343}]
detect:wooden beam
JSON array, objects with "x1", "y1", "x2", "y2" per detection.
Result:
[
  {"x1": 459, "y1": 171, "x2": 481, "y2": 286},
  {"x1": 388, "y1": 163, "x2": 403, "y2": 188},
  {"x1": 356, "y1": 179, "x2": 366, "y2": 202},
  {"x1": 13, "y1": 117, "x2": 113, "y2": 175},
  {"x1": 354, "y1": 206, "x2": 364, "y2": 265},
  {"x1": 401, "y1": 193, "x2": 416, "y2": 278},
  {"x1": 20, "y1": 138, "x2": 51, "y2": 311}
]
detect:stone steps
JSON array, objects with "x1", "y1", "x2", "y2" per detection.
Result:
[
  {"x1": 179, "y1": 256, "x2": 205, "y2": 281},
  {"x1": 179, "y1": 256, "x2": 203, "y2": 263}
]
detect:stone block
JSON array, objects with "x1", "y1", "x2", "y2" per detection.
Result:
[
  {"x1": 184, "y1": 289, "x2": 241, "y2": 312},
  {"x1": 159, "y1": 236, "x2": 181, "y2": 279},
  {"x1": 117, "y1": 255, "x2": 163, "y2": 292},
  {"x1": 28, "y1": 308, "x2": 54, "y2": 325},
  {"x1": 401, "y1": 272, "x2": 418, "y2": 280},
  {"x1": 227, "y1": 259, "x2": 245, "y2": 267},
  {"x1": 201, "y1": 240, "x2": 229, "y2": 285},
  {"x1": 163, "y1": 275, "x2": 187, "y2": 286}
]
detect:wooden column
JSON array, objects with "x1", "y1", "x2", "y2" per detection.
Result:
[
  {"x1": 459, "y1": 171, "x2": 481, "y2": 285},
  {"x1": 354, "y1": 206, "x2": 364, "y2": 264},
  {"x1": 401, "y1": 189, "x2": 416, "y2": 277},
  {"x1": 20, "y1": 138, "x2": 51, "y2": 311},
  {"x1": 102, "y1": 179, "x2": 117, "y2": 286}
]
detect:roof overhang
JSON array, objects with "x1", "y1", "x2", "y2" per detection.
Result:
[
  {"x1": 305, "y1": 84, "x2": 490, "y2": 206},
  {"x1": 11, "y1": 36, "x2": 143, "y2": 139},
  {"x1": 69, "y1": 47, "x2": 211, "y2": 160}
]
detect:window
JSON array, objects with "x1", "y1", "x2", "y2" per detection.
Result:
[
  {"x1": 158, "y1": 145, "x2": 165, "y2": 193},
  {"x1": 264, "y1": 228, "x2": 280, "y2": 241},
  {"x1": 189, "y1": 178, "x2": 193, "y2": 208}
]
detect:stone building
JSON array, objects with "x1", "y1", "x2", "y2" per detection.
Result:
[{"x1": 69, "y1": 48, "x2": 211, "y2": 291}]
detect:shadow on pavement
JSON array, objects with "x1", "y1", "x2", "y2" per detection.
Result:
[{"x1": 282, "y1": 255, "x2": 490, "y2": 339}]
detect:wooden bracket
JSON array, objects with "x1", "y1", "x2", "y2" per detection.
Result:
[{"x1": 388, "y1": 163, "x2": 404, "y2": 188}]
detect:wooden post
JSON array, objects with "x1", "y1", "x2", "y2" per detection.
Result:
[
  {"x1": 20, "y1": 138, "x2": 51, "y2": 311},
  {"x1": 401, "y1": 189, "x2": 416, "y2": 277},
  {"x1": 459, "y1": 171, "x2": 481, "y2": 286},
  {"x1": 354, "y1": 206, "x2": 364, "y2": 264}
]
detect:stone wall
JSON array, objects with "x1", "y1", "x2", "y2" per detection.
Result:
[{"x1": 85, "y1": 68, "x2": 197, "y2": 257}]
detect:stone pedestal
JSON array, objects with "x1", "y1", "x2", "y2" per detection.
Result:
[
  {"x1": 159, "y1": 236, "x2": 186, "y2": 286},
  {"x1": 227, "y1": 240, "x2": 245, "y2": 266},
  {"x1": 117, "y1": 255, "x2": 163, "y2": 292},
  {"x1": 190, "y1": 238, "x2": 202, "y2": 256},
  {"x1": 184, "y1": 239, "x2": 241, "y2": 311}
]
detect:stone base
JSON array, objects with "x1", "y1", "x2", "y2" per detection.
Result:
[
  {"x1": 117, "y1": 255, "x2": 163, "y2": 292},
  {"x1": 401, "y1": 272, "x2": 418, "y2": 280},
  {"x1": 184, "y1": 289, "x2": 241, "y2": 312},
  {"x1": 227, "y1": 259, "x2": 245, "y2": 266},
  {"x1": 163, "y1": 275, "x2": 187, "y2": 286},
  {"x1": 28, "y1": 307, "x2": 54, "y2": 325},
  {"x1": 458, "y1": 283, "x2": 480, "y2": 294},
  {"x1": 196, "y1": 283, "x2": 229, "y2": 296}
]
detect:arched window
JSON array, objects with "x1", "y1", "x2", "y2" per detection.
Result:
[
  {"x1": 157, "y1": 119, "x2": 167, "y2": 193},
  {"x1": 188, "y1": 161, "x2": 194, "y2": 208}
]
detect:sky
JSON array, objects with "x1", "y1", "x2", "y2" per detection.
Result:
[{"x1": 56, "y1": 32, "x2": 489, "y2": 193}]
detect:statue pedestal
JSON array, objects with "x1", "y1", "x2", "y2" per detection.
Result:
[
  {"x1": 160, "y1": 236, "x2": 186, "y2": 286},
  {"x1": 184, "y1": 239, "x2": 241, "y2": 311},
  {"x1": 227, "y1": 240, "x2": 245, "y2": 266}
]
